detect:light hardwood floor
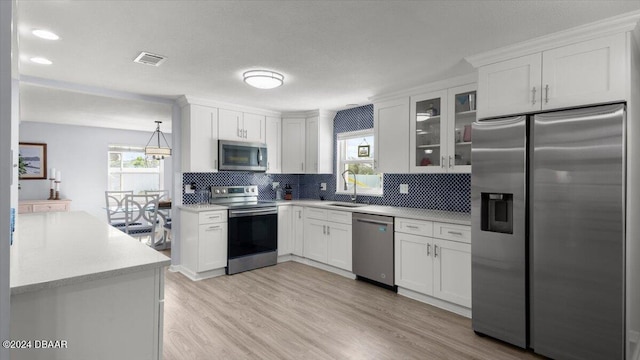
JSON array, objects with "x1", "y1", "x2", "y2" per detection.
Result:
[{"x1": 162, "y1": 261, "x2": 542, "y2": 360}]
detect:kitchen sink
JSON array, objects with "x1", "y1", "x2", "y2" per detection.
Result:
[{"x1": 327, "y1": 202, "x2": 368, "y2": 208}]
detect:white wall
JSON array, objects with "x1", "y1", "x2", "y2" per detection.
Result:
[{"x1": 19, "y1": 122, "x2": 173, "y2": 220}]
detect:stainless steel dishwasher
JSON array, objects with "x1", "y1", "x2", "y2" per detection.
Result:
[{"x1": 352, "y1": 213, "x2": 396, "y2": 290}]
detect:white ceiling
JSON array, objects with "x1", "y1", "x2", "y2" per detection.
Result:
[{"x1": 15, "y1": 0, "x2": 640, "y2": 129}]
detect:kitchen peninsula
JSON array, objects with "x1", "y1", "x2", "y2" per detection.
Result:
[{"x1": 10, "y1": 211, "x2": 170, "y2": 360}]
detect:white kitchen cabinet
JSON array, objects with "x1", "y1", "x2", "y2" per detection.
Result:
[
  {"x1": 180, "y1": 209, "x2": 228, "y2": 278},
  {"x1": 410, "y1": 84, "x2": 476, "y2": 173},
  {"x1": 292, "y1": 206, "x2": 304, "y2": 256},
  {"x1": 282, "y1": 118, "x2": 306, "y2": 173},
  {"x1": 395, "y1": 232, "x2": 433, "y2": 294},
  {"x1": 327, "y1": 221, "x2": 352, "y2": 271},
  {"x1": 432, "y1": 238, "x2": 471, "y2": 308},
  {"x1": 373, "y1": 97, "x2": 410, "y2": 173},
  {"x1": 303, "y1": 218, "x2": 328, "y2": 263},
  {"x1": 477, "y1": 34, "x2": 626, "y2": 119},
  {"x1": 277, "y1": 205, "x2": 292, "y2": 256},
  {"x1": 265, "y1": 116, "x2": 282, "y2": 173},
  {"x1": 303, "y1": 208, "x2": 352, "y2": 271},
  {"x1": 218, "y1": 108, "x2": 266, "y2": 143},
  {"x1": 394, "y1": 217, "x2": 471, "y2": 308},
  {"x1": 181, "y1": 104, "x2": 219, "y2": 172},
  {"x1": 281, "y1": 111, "x2": 335, "y2": 174}
]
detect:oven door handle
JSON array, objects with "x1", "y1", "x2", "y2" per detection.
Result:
[{"x1": 229, "y1": 208, "x2": 278, "y2": 217}]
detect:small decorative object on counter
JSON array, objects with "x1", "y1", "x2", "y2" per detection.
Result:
[
  {"x1": 284, "y1": 184, "x2": 293, "y2": 200},
  {"x1": 275, "y1": 185, "x2": 283, "y2": 200}
]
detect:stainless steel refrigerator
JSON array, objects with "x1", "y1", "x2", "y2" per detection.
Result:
[{"x1": 471, "y1": 104, "x2": 625, "y2": 360}]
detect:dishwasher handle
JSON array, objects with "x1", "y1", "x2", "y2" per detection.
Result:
[{"x1": 355, "y1": 218, "x2": 393, "y2": 226}]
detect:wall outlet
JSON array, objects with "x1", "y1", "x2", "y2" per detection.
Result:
[
  {"x1": 400, "y1": 184, "x2": 409, "y2": 194},
  {"x1": 320, "y1": 183, "x2": 327, "y2": 191},
  {"x1": 272, "y1": 182, "x2": 280, "y2": 190},
  {"x1": 184, "y1": 182, "x2": 196, "y2": 194}
]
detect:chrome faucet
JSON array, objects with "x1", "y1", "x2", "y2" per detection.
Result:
[{"x1": 341, "y1": 169, "x2": 357, "y2": 203}]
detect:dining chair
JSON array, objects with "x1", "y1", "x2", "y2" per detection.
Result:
[
  {"x1": 123, "y1": 194, "x2": 160, "y2": 245},
  {"x1": 105, "y1": 190, "x2": 134, "y2": 227}
]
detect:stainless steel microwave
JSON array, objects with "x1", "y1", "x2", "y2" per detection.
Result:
[{"x1": 218, "y1": 140, "x2": 268, "y2": 172}]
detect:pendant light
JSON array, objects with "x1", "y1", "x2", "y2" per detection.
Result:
[{"x1": 145, "y1": 121, "x2": 171, "y2": 159}]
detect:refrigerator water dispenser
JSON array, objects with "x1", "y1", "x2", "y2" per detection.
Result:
[{"x1": 481, "y1": 193, "x2": 513, "y2": 234}]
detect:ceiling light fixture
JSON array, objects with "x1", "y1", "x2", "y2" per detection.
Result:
[
  {"x1": 30, "y1": 57, "x2": 52, "y2": 65},
  {"x1": 32, "y1": 29, "x2": 59, "y2": 40},
  {"x1": 243, "y1": 70, "x2": 284, "y2": 89},
  {"x1": 145, "y1": 121, "x2": 172, "y2": 160}
]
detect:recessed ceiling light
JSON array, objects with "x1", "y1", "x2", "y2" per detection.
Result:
[
  {"x1": 30, "y1": 57, "x2": 52, "y2": 65},
  {"x1": 243, "y1": 70, "x2": 284, "y2": 89},
  {"x1": 32, "y1": 29, "x2": 59, "y2": 40}
]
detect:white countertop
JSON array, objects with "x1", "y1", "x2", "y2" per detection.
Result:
[
  {"x1": 11, "y1": 211, "x2": 171, "y2": 295},
  {"x1": 180, "y1": 199, "x2": 470, "y2": 225}
]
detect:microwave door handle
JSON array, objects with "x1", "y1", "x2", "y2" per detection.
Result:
[{"x1": 257, "y1": 148, "x2": 262, "y2": 164}]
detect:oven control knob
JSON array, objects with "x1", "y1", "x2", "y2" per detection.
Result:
[
  {"x1": 250, "y1": 188, "x2": 255, "y2": 193},
  {"x1": 222, "y1": 189, "x2": 227, "y2": 194},
  {"x1": 214, "y1": 189, "x2": 220, "y2": 194}
]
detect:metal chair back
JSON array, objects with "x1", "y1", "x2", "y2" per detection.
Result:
[
  {"x1": 123, "y1": 194, "x2": 160, "y2": 243},
  {"x1": 105, "y1": 190, "x2": 133, "y2": 226}
]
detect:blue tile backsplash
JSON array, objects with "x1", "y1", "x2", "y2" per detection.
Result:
[{"x1": 183, "y1": 104, "x2": 470, "y2": 213}]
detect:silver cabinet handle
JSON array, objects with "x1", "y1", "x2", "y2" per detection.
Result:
[
  {"x1": 531, "y1": 86, "x2": 537, "y2": 105},
  {"x1": 434, "y1": 245, "x2": 438, "y2": 258},
  {"x1": 214, "y1": 159, "x2": 218, "y2": 170},
  {"x1": 267, "y1": 162, "x2": 270, "y2": 170},
  {"x1": 544, "y1": 84, "x2": 549, "y2": 104},
  {"x1": 322, "y1": 225, "x2": 326, "y2": 235},
  {"x1": 327, "y1": 226, "x2": 330, "y2": 235},
  {"x1": 298, "y1": 211, "x2": 302, "y2": 219},
  {"x1": 301, "y1": 162, "x2": 304, "y2": 172},
  {"x1": 205, "y1": 225, "x2": 220, "y2": 231},
  {"x1": 449, "y1": 155, "x2": 453, "y2": 168},
  {"x1": 441, "y1": 156, "x2": 445, "y2": 168},
  {"x1": 244, "y1": 129, "x2": 248, "y2": 138},
  {"x1": 405, "y1": 225, "x2": 419, "y2": 229},
  {"x1": 448, "y1": 231, "x2": 463, "y2": 236},
  {"x1": 427, "y1": 243, "x2": 431, "y2": 256}
]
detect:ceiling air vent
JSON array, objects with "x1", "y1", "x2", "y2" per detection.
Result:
[{"x1": 133, "y1": 52, "x2": 166, "y2": 66}]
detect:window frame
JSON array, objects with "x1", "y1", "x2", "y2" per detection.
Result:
[
  {"x1": 107, "y1": 145, "x2": 164, "y2": 193},
  {"x1": 335, "y1": 129, "x2": 383, "y2": 197}
]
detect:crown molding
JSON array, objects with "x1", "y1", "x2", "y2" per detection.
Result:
[
  {"x1": 466, "y1": 10, "x2": 640, "y2": 68},
  {"x1": 178, "y1": 95, "x2": 282, "y2": 117},
  {"x1": 369, "y1": 73, "x2": 477, "y2": 103},
  {"x1": 282, "y1": 109, "x2": 337, "y2": 119}
]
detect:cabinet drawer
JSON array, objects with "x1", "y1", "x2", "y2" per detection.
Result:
[
  {"x1": 433, "y1": 222, "x2": 471, "y2": 244},
  {"x1": 18, "y1": 204, "x2": 32, "y2": 214},
  {"x1": 198, "y1": 210, "x2": 227, "y2": 224},
  {"x1": 33, "y1": 203, "x2": 68, "y2": 213},
  {"x1": 327, "y1": 210, "x2": 351, "y2": 225},
  {"x1": 305, "y1": 207, "x2": 327, "y2": 221},
  {"x1": 395, "y1": 218, "x2": 433, "y2": 236}
]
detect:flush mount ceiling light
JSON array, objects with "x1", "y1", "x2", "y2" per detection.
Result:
[
  {"x1": 32, "y1": 29, "x2": 59, "y2": 40},
  {"x1": 30, "y1": 57, "x2": 52, "y2": 65},
  {"x1": 145, "y1": 121, "x2": 172, "y2": 160},
  {"x1": 243, "y1": 70, "x2": 284, "y2": 89}
]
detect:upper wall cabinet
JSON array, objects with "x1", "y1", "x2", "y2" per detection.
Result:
[
  {"x1": 265, "y1": 116, "x2": 282, "y2": 174},
  {"x1": 281, "y1": 111, "x2": 335, "y2": 174},
  {"x1": 181, "y1": 104, "x2": 219, "y2": 173},
  {"x1": 409, "y1": 83, "x2": 476, "y2": 174},
  {"x1": 218, "y1": 108, "x2": 266, "y2": 143},
  {"x1": 476, "y1": 33, "x2": 627, "y2": 119},
  {"x1": 373, "y1": 98, "x2": 410, "y2": 174}
]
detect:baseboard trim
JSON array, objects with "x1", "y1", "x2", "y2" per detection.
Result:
[
  {"x1": 397, "y1": 287, "x2": 471, "y2": 318},
  {"x1": 177, "y1": 266, "x2": 226, "y2": 281},
  {"x1": 290, "y1": 255, "x2": 356, "y2": 280},
  {"x1": 168, "y1": 265, "x2": 180, "y2": 273}
]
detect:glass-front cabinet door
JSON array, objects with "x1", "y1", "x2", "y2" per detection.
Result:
[
  {"x1": 447, "y1": 84, "x2": 476, "y2": 173},
  {"x1": 410, "y1": 90, "x2": 448, "y2": 173}
]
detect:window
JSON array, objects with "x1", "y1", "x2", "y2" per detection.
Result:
[
  {"x1": 108, "y1": 145, "x2": 164, "y2": 193},
  {"x1": 336, "y1": 129, "x2": 383, "y2": 196}
]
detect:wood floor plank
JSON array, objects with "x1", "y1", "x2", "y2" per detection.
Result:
[{"x1": 162, "y1": 261, "x2": 542, "y2": 360}]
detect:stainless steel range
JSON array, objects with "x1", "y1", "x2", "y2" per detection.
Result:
[{"x1": 210, "y1": 186, "x2": 278, "y2": 275}]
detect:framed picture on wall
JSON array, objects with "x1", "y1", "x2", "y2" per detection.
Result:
[{"x1": 19, "y1": 142, "x2": 47, "y2": 180}]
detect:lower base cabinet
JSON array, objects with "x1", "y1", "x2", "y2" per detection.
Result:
[
  {"x1": 303, "y1": 208, "x2": 352, "y2": 271},
  {"x1": 395, "y1": 218, "x2": 471, "y2": 308},
  {"x1": 277, "y1": 205, "x2": 305, "y2": 257},
  {"x1": 181, "y1": 210, "x2": 228, "y2": 274}
]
